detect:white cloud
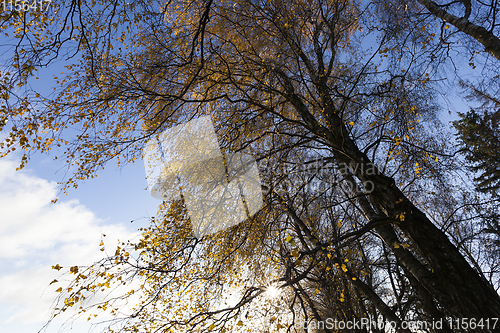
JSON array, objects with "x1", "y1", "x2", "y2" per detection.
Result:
[{"x1": 0, "y1": 157, "x2": 137, "y2": 331}]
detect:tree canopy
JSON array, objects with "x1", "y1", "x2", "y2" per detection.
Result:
[{"x1": 1, "y1": 0, "x2": 500, "y2": 332}]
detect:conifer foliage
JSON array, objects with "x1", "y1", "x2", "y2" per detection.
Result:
[{"x1": 454, "y1": 109, "x2": 500, "y2": 196}]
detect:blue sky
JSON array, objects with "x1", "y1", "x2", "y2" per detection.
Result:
[
  {"x1": 0, "y1": 47, "x2": 161, "y2": 332},
  {"x1": 0, "y1": 149, "x2": 159, "y2": 333}
]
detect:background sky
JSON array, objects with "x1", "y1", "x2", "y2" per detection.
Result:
[
  {"x1": 0, "y1": 149, "x2": 159, "y2": 333},
  {"x1": 0, "y1": 50, "x2": 159, "y2": 332}
]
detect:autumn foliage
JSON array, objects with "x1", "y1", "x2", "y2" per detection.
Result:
[{"x1": 2, "y1": 0, "x2": 500, "y2": 332}]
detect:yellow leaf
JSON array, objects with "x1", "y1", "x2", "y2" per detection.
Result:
[
  {"x1": 237, "y1": 320, "x2": 244, "y2": 326},
  {"x1": 349, "y1": 121, "x2": 355, "y2": 126},
  {"x1": 444, "y1": 25, "x2": 449, "y2": 29},
  {"x1": 56, "y1": 287, "x2": 63, "y2": 292}
]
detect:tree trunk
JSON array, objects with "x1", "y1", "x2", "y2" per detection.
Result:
[{"x1": 351, "y1": 150, "x2": 500, "y2": 322}]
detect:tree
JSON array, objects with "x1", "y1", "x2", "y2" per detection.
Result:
[
  {"x1": 454, "y1": 109, "x2": 500, "y2": 196},
  {"x1": 2, "y1": 0, "x2": 500, "y2": 332},
  {"x1": 376, "y1": 0, "x2": 500, "y2": 199},
  {"x1": 416, "y1": 0, "x2": 500, "y2": 61}
]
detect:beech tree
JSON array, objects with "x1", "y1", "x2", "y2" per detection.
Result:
[{"x1": 1, "y1": 0, "x2": 500, "y2": 332}]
